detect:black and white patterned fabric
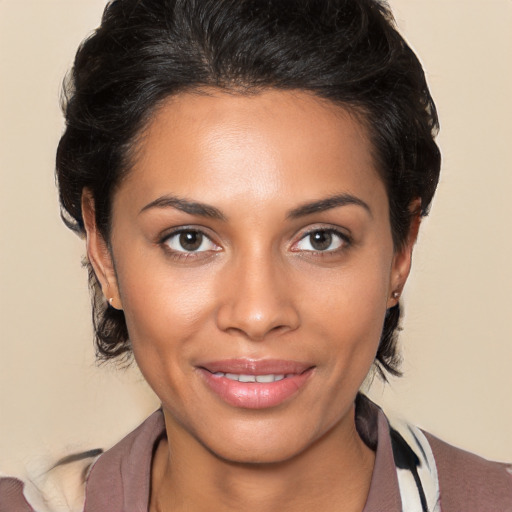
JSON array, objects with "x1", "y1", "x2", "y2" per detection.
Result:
[
  {"x1": 1, "y1": 401, "x2": 444, "y2": 512},
  {"x1": 388, "y1": 416, "x2": 441, "y2": 512}
]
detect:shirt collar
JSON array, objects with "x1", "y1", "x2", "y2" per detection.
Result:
[{"x1": 84, "y1": 396, "x2": 401, "y2": 512}]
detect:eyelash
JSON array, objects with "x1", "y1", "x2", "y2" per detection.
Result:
[
  {"x1": 159, "y1": 227, "x2": 221, "y2": 261},
  {"x1": 290, "y1": 227, "x2": 352, "y2": 256},
  {"x1": 159, "y1": 226, "x2": 352, "y2": 261}
]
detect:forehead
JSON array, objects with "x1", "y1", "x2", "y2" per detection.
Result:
[{"x1": 120, "y1": 89, "x2": 386, "y2": 215}]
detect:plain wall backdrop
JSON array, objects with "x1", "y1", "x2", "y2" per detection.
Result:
[{"x1": 1, "y1": 0, "x2": 511, "y2": 475}]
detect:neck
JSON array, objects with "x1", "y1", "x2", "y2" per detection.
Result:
[{"x1": 150, "y1": 406, "x2": 375, "y2": 512}]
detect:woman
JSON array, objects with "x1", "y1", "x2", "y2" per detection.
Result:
[{"x1": 1, "y1": 0, "x2": 511, "y2": 511}]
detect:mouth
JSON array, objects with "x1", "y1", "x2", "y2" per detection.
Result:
[
  {"x1": 197, "y1": 359, "x2": 315, "y2": 409},
  {"x1": 210, "y1": 372, "x2": 292, "y2": 383}
]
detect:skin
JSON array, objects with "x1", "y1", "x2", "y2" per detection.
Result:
[{"x1": 83, "y1": 89, "x2": 418, "y2": 512}]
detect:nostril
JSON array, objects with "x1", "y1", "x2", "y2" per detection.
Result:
[
  {"x1": 269, "y1": 324, "x2": 289, "y2": 335},
  {"x1": 223, "y1": 323, "x2": 293, "y2": 342}
]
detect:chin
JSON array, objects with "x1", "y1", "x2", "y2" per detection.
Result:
[
  {"x1": 194, "y1": 417, "x2": 326, "y2": 466},
  {"x1": 207, "y1": 440, "x2": 308, "y2": 466}
]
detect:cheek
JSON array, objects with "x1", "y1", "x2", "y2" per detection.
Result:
[
  {"x1": 314, "y1": 289, "x2": 387, "y2": 371},
  {"x1": 302, "y1": 253, "x2": 392, "y2": 371},
  {"x1": 114, "y1": 250, "x2": 218, "y2": 356},
  {"x1": 115, "y1": 259, "x2": 220, "y2": 407},
  {"x1": 305, "y1": 252, "x2": 391, "y2": 325}
]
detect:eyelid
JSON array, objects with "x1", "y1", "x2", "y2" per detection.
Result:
[
  {"x1": 159, "y1": 226, "x2": 221, "y2": 253},
  {"x1": 157, "y1": 224, "x2": 351, "y2": 259},
  {"x1": 159, "y1": 225, "x2": 215, "y2": 242},
  {"x1": 290, "y1": 225, "x2": 352, "y2": 253}
]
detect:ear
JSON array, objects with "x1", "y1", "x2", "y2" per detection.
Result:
[
  {"x1": 387, "y1": 199, "x2": 422, "y2": 308},
  {"x1": 81, "y1": 190, "x2": 123, "y2": 310}
]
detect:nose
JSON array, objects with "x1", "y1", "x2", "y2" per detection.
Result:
[{"x1": 215, "y1": 251, "x2": 300, "y2": 341}]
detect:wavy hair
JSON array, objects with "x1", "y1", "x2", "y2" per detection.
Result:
[{"x1": 57, "y1": 0, "x2": 441, "y2": 378}]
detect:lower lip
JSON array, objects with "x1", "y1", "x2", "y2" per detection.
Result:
[{"x1": 198, "y1": 369, "x2": 314, "y2": 409}]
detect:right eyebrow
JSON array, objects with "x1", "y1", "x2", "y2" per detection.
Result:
[
  {"x1": 139, "y1": 194, "x2": 227, "y2": 221},
  {"x1": 286, "y1": 193, "x2": 373, "y2": 220}
]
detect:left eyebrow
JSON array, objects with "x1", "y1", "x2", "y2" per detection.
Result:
[
  {"x1": 139, "y1": 195, "x2": 227, "y2": 221},
  {"x1": 286, "y1": 193, "x2": 372, "y2": 219}
]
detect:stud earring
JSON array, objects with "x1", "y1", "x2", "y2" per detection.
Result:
[
  {"x1": 109, "y1": 297, "x2": 114, "y2": 306},
  {"x1": 392, "y1": 291, "x2": 400, "y2": 300}
]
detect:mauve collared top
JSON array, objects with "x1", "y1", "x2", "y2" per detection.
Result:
[{"x1": 1, "y1": 398, "x2": 511, "y2": 511}]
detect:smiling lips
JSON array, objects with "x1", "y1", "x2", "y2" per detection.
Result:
[{"x1": 198, "y1": 359, "x2": 314, "y2": 409}]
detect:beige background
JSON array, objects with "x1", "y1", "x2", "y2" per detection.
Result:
[{"x1": 1, "y1": 0, "x2": 511, "y2": 473}]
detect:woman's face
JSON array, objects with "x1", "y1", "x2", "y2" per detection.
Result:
[{"x1": 86, "y1": 89, "x2": 413, "y2": 463}]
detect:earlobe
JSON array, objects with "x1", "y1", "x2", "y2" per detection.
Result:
[
  {"x1": 387, "y1": 199, "x2": 422, "y2": 308},
  {"x1": 81, "y1": 190, "x2": 123, "y2": 310}
]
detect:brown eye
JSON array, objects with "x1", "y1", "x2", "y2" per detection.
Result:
[
  {"x1": 164, "y1": 229, "x2": 218, "y2": 253},
  {"x1": 309, "y1": 231, "x2": 333, "y2": 251},
  {"x1": 293, "y1": 228, "x2": 348, "y2": 253},
  {"x1": 179, "y1": 231, "x2": 203, "y2": 251}
]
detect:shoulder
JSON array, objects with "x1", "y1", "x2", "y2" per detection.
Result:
[
  {"x1": 377, "y1": 399, "x2": 512, "y2": 512},
  {"x1": 424, "y1": 431, "x2": 512, "y2": 511},
  {"x1": 0, "y1": 449, "x2": 101, "y2": 512},
  {"x1": 0, "y1": 410, "x2": 164, "y2": 512},
  {"x1": 83, "y1": 409, "x2": 165, "y2": 511},
  {"x1": 0, "y1": 477, "x2": 33, "y2": 512}
]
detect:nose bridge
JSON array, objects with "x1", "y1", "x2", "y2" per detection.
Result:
[{"x1": 216, "y1": 244, "x2": 299, "y2": 340}]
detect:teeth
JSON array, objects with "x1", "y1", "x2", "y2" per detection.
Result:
[
  {"x1": 239, "y1": 374, "x2": 256, "y2": 383},
  {"x1": 255, "y1": 374, "x2": 275, "y2": 383},
  {"x1": 211, "y1": 372, "x2": 289, "y2": 383}
]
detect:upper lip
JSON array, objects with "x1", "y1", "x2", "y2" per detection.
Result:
[{"x1": 198, "y1": 359, "x2": 314, "y2": 375}]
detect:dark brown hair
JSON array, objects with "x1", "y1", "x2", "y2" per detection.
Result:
[{"x1": 57, "y1": 0, "x2": 441, "y2": 378}]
